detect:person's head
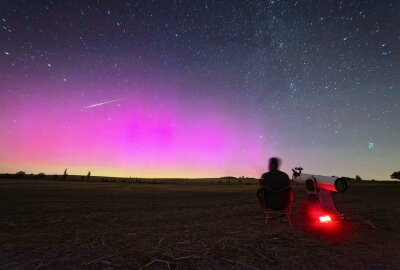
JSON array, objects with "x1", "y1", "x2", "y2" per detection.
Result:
[{"x1": 268, "y1": 157, "x2": 281, "y2": 171}]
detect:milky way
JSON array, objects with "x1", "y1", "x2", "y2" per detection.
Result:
[{"x1": 0, "y1": 1, "x2": 399, "y2": 179}]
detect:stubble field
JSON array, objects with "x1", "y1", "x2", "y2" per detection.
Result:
[{"x1": 0, "y1": 178, "x2": 399, "y2": 269}]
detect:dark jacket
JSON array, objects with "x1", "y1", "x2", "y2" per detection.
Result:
[{"x1": 260, "y1": 170, "x2": 290, "y2": 191}]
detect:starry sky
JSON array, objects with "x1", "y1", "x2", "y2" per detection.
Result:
[{"x1": 0, "y1": 1, "x2": 399, "y2": 179}]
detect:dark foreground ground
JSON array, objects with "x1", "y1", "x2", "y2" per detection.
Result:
[{"x1": 0, "y1": 179, "x2": 399, "y2": 269}]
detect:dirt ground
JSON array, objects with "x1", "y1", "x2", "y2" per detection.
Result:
[{"x1": 0, "y1": 178, "x2": 399, "y2": 269}]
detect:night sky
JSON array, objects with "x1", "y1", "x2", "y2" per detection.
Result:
[{"x1": 0, "y1": 1, "x2": 399, "y2": 179}]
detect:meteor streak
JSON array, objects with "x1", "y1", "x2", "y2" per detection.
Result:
[{"x1": 83, "y1": 99, "x2": 122, "y2": 109}]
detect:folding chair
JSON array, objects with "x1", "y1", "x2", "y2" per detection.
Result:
[{"x1": 261, "y1": 186, "x2": 294, "y2": 227}]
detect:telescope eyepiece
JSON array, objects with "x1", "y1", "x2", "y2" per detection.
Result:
[{"x1": 293, "y1": 167, "x2": 303, "y2": 174}]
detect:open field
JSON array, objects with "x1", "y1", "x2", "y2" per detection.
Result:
[{"x1": 1, "y1": 178, "x2": 399, "y2": 269}]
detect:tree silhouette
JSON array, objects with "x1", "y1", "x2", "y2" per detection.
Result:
[
  {"x1": 390, "y1": 171, "x2": 400, "y2": 180},
  {"x1": 15, "y1": 171, "x2": 25, "y2": 178},
  {"x1": 87, "y1": 171, "x2": 91, "y2": 180},
  {"x1": 63, "y1": 168, "x2": 68, "y2": 180},
  {"x1": 355, "y1": 175, "x2": 362, "y2": 182}
]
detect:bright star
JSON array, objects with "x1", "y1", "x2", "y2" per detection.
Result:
[{"x1": 368, "y1": 142, "x2": 374, "y2": 150}]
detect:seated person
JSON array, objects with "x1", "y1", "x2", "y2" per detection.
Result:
[{"x1": 257, "y1": 157, "x2": 291, "y2": 210}]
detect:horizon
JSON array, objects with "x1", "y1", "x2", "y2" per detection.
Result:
[{"x1": 0, "y1": 168, "x2": 395, "y2": 181}]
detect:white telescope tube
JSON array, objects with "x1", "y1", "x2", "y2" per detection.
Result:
[{"x1": 293, "y1": 173, "x2": 348, "y2": 193}]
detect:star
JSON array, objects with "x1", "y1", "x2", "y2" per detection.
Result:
[{"x1": 368, "y1": 142, "x2": 375, "y2": 150}]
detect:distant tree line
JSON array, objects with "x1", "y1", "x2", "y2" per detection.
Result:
[
  {"x1": 391, "y1": 171, "x2": 400, "y2": 180},
  {"x1": 4, "y1": 169, "x2": 400, "y2": 181}
]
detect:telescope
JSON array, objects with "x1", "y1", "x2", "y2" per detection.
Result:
[
  {"x1": 292, "y1": 167, "x2": 348, "y2": 193},
  {"x1": 292, "y1": 167, "x2": 348, "y2": 222}
]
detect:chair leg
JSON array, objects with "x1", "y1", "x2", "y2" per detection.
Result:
[{"x1": 286, "y1": 214, "x2": 293, "y2": 227}]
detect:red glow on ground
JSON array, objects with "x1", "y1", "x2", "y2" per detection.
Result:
[{"x1": 295, "y1": 199, "x2": 354, "y2": 242}]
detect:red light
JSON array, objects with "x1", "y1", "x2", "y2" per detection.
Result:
[{"x1": 319, "y1": 215, "x2": 332, "y2": 223}]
